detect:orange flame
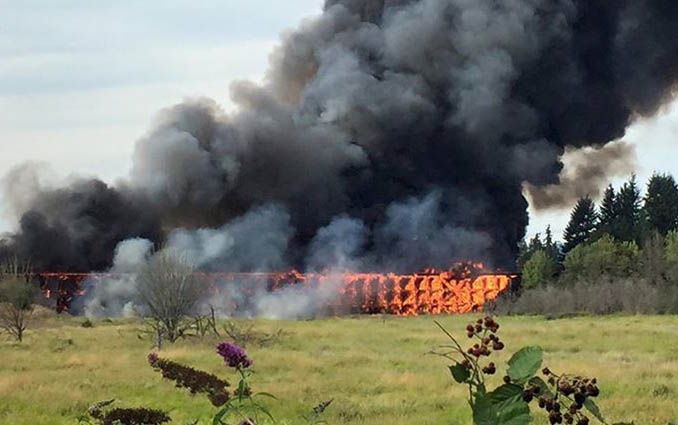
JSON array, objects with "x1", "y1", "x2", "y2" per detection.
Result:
[{"x1": 35, "y1": 263, "x2": 515, "y2": 315}]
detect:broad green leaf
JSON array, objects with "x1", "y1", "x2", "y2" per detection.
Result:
[
  {"x1": 489, "y1": 384, "x2": 523, "y2": 407},
  {"x1": 584, "y1": 398, "x2": 607, "y2": 424},
  {"x1": 450, "y1": 363, "x2": 471, "y2": 383},
  {"x1": 473, "y1": 392, "x2": 499, "y2": 425},
  {"x1": 507, "y1": 346, "x2": 543, "y2": 384},
  {"x1": 497, "y1": 400, "x2": 532, "y2": 425}
]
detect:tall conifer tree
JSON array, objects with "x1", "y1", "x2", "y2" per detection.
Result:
[
  {"x1": 597, "y1": 184, "x2": 617, "y2": 238},
  {"x1": 644, "y1": 172, "x2": 678, "y2": 235},
  {"x1": 615, "y1": 175, "x2": 643, "y2": 242},
  {"x1": 563, "y1": 196, "x2": 598, "y2": 253}
]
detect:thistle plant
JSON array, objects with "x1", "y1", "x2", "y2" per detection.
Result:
[{"x1": 434, "y1": 317, "x2": 613, "y2": 425}]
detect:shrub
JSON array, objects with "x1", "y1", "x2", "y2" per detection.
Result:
[
  {"x1": 435, "y1": 317, "x2": 610, "y2": 425},
  {"x1": 136, "y1": 252, "x2": 200, "y2": 344},
  {"x1": 0, "y1": 276, "x2": 37, "y2": 342},
  {"x1": 521, "y1": 250, "x2": 558, "y2": 289},
  {"x1": 562, "y1": 235, "x2": 638, "y2": 283},
  {"x1": 666, "y1": 230, "x2": 678, "y2": 284},
  {"x1": 638, "y1": 232, "x2": 667, "y2": 285},
  {"x1": 487, "y1": 279, "x2": 678, "y2": 317}
]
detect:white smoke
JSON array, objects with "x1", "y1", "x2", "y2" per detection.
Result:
[
  {"x1": 82, "y1": 238, "x2": 153, "y2": 318},
  {"x1": 79, "y1": 191, "x2": 495, "y2": 319}
]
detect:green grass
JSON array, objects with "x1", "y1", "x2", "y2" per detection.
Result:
[{"x1": 1, "y1": 313, "x2": 677, "y2": 424}]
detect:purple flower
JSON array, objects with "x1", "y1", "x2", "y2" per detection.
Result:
[{"x1": 216, "y1": 342, "x2": 253, "y2": 369}]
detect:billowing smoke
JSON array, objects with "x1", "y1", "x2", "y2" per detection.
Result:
[
  {"x1": 3, "y1": 0, "x2": 678, "y2": 279},
  {"x1": 525, "y1": 141, "x2": 638, "y2": 210}
]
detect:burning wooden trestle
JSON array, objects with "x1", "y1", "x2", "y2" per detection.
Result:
[{"x1": 37, "y1": 263, "x2": 517, "y2": 316}]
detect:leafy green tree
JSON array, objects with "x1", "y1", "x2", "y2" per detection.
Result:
[
  {"x1": 666, "y1": 230, "x2": 678, "y2": 284},
  {"x1": 639, "y1": 232, "x2": 667, "y2": 285},
  {"x1": 596, "y1": 185, "x2": 617, "y2": 239},
  {"x1": 615, "y1": 175, "x2": 643, "y2": 243},
  {"x1": 521, "y1": 250, "x2": 558, "y2": 289},
  {"x1": 644, "y1": 173, "x2": 678, "y2": 235},
  {"x1": 563, "y1": 196, "x2": 598, "y2": 253},
  {"x1": 563, "y1": 234, "x2": 639, "y2": 283}
]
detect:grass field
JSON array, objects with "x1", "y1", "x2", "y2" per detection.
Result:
[{"x1": 1, "y1": 313, "x2": 677, "y2": 425}]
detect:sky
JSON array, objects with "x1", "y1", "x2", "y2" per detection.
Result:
[{"x1": 1, "y1": 0, "x2": 677, "y2": 241}]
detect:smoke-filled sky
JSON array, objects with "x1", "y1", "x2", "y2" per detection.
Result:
[{"x1": 2, "y1": 0, "x2": 678, "y2": 271}]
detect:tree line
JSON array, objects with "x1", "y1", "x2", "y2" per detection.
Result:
[{"x1": 519, "y1": 173, "x2": 678, "y2": 289}]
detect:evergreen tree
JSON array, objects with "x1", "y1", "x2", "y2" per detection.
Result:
[
  {"x1": 615, "y1": 175, "x2": 643, "y2": 242},
  {"x1": 563, "y1": 196, "x2": 598, "y2": 253},
  {"x1": 644, "y1": 172, "x2": 678, "y2": 235},
  {"x1": 543, "y1": 226, "x2": 557, "y2": 259},
  {"x1": 518, "y1": 233, "x2": 543, "y2": 270},
  {"x1": 596, "y1": 185, "x2": 617, "y2": 238}
]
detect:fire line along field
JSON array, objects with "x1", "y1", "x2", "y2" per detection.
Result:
[{"x1": 2, "y1": 1, "x2": 678, "y2": 425}]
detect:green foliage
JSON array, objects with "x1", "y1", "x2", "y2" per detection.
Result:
[
  {"x1": 615, "y1": 175, "x2": 643, "y2": 243},
  {"x1": 435, "y1": 318, "x2": 537, "y2": 425},
  {"x1": 0, "y1": 277, "x2": 36, "y2": 310},
  {"x1": 596, "y1": 185, "x2": 617, "y2": 239},
  {"x1": 563, "y1": 197, "x2": 598, "y2": 253},
  {"x1": 666, "y1": 230, "x2": 678, "y2": 284},
  {"x1": 507, "y1": 347, "x2": 543, "y2": 384},
  {"x1": 638, "y1": 232, "x2": 667, "y2": 285},
  {"x1": 644, "y1": 173, "x2": 678, "y2": 236},
  {"x1": 563, "y1": 234, "x2": 638, "y2": 283},
  {"x1": 436, "y1": 318, "x2": 613, "y2": 425},
  {"x1": 521, "y1": 250, "x2": 557, "y2": 289}
]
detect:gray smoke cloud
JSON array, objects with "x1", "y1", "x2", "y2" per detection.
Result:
[
  {"x1": 3, "y1": 0, "x2": 678, "y2": 278},
  {"x1": 525, "y1": 141, "x2": 638, "y2": 210}
]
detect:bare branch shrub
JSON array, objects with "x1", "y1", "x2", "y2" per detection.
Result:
[
  {"x1": 136, "y1": 252, "x2": 200, "y2": 344},
  {"x1": 222, "y1": 320, "x2": 285, "y2": 348},
  {"x1": 488, "y1": 278, "x2": 678, "y2": 317},
  {"x1": 0, "y1": 257, "x2": 36, "y2": 342}
]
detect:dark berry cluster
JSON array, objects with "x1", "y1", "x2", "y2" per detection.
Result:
[
  {"x1": 463, "y1": 316, "x2": 504, "y2": 362},
  {"x1": 533, "y1": 368, "x2": 600, "y2": 425},
  {"x1": 521, "y1": 382, "x2": 543, "y2": 402},
  {"x1": 148, "y1": 353, "x2": 230, "y2": 407}
]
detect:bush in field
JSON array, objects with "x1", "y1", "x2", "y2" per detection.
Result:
[
  {"x1": 136, "y1": 252, "x2": 200, "y2": 345},
  {"x1": 0, "y1": 277, "x2": 36, "y2": 342},
  {"x1": 487, "y1": 279, "x2": 678, "y2": 317},
  {"x1": 638, "y1": 232, "x2": 667, "y2": 285},
  {"x1": 521, "y1": 250, "x2": 558, "y2": 290},
  {"x1": 0, "y1": 257, "x2": 36, "y2": 342},
  {"x1": 435, "y1": 317, "x2": 625, "y2": 425},
  {"x1": 562, "y1": 235, "x2": 638, "y2": 283}
]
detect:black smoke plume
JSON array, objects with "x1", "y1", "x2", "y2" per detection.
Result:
[{"x1": 3, "y1": 0, "x2": 678, "y2": 272}]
